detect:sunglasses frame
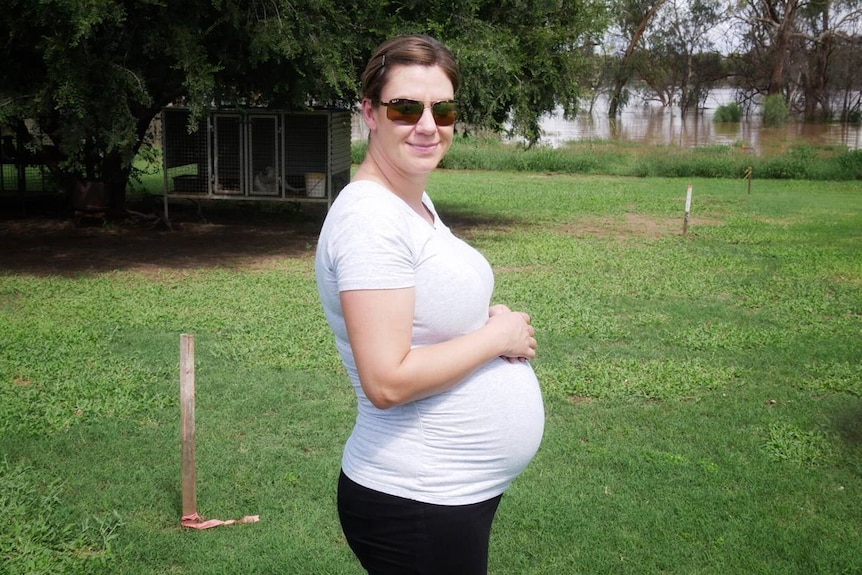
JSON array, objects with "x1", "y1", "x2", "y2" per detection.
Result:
[{"x1": 377, "y1": 98, "x2": 459, "y2": 127}]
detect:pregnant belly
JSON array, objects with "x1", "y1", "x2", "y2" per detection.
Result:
[{"x1": 416, "y1": 358, "x2": 545, "y2": 487}]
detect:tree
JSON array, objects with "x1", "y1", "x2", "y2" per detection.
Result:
[
  {"x1": 441, "y1": 0, "x2": 611, "y2": 145},
  {"x1": 0, "y1": 0, "x2": 370, "y2": 211},
  {"x1": 0, "y1": 0, "x2": 610, "y2": 211},
  {"x1": 828, "y1": 29, "x2": 862, "y2": 122},
  {"x1": 731, "y1": 0, "x2": 862, "y2": 120},
  {"x1": 796, "y1": 0, "x2": 862, "y2": 119},
  {"x1": 638, "y1": 0, "x2": 725, "y2": 117},
  {"x1": 606, "y1": 0, "x2": 668, "y2": 117}
]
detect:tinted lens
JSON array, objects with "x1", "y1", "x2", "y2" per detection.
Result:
[
  {"x1": 385, "y1": 99, "x2": 425, "y2": 124},
  {"x1": 382, "y1": 99, "x2": 458, "y2": 126},
  {"x1": 431, "y1": 101, "x2": 458, "y2": 126}
]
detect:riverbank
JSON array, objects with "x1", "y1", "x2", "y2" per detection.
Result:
[{"x1": 354, "y1": 136, "x2": 862, "y2": 181}]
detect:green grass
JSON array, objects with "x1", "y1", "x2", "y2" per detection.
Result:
[
  {"x1": 353, "y1": 136, "x2": 862, "y2": 181},
  {"x1": 2, "y1": 172, "x2": 861, "y2": 574}
]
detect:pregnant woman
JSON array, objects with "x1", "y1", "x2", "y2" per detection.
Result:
[{"x1": 315, "y1": 34, "x2": 545, "y2": 575}]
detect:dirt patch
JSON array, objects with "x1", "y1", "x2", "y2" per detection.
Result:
[
  {"x1": 0, "y1": 200, "x2": 328, "y2": 277},
  {"x1": 0, "y1": 196, "x2": 535, "y2": 277},
  {"x1": 0, "y1": 200, "x2": 717, "y2": 278},
  {"x1": 559, "y1": 213, "x2": 718, "y2": 239}
]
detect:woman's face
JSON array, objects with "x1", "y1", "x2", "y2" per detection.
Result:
[{"x1": 363, "y1": 64, "x2": 455, "y2": 179}]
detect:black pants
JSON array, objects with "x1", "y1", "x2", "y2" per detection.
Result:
[{"x1": 337, "y1": 470, "x2": 503, "y2": 575}]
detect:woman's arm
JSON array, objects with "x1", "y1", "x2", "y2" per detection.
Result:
[{"x1": 341, "y1": 287, "x2": 536, "y2": 409}]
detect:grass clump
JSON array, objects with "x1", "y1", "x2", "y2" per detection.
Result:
[
  {"x1": 764, "y1": 422, "x2": 837, "y2": 467},
  {"x1": 0, "y1": 458, "x2": 123, "y2": 574}
]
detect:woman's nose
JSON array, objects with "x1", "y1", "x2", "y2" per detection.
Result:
[{"x1": 414, "y1": 107, "x2": 438, "y2": 132}]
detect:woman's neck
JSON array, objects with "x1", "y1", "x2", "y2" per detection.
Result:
[{"x1": 354, "y1": 156, "x2": 431, "y2": 219}]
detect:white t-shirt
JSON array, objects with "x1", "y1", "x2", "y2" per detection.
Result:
[{"x1": 315, "y1": 180, "x2": 544, "y2": 505}]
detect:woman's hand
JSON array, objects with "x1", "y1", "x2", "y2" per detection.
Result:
[
  {"x1": 487, "y1": 304, "x2": 536, "y2": 362},
  {"x1": 488, "y1": 304, "x2": 511, "y2": 317}
]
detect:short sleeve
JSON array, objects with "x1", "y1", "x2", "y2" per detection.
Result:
[{"x1": 320, "y1": 188, "x2": 423, "y2": 293}]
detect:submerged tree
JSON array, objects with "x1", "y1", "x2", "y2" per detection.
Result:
[
  {"x1": 732, "y1": 0, "x2": 862, "y2": 120},
  {"x1": 795, "y1": 0, "x2": 862, "y2": 120},
  {"x1": 606, "y1": 0, "x2": 668, "y2": 117},
  {"x1": 639, "y1": 0, "x2": 725, "y2": 117},
  {"x1": 828, "y1": 30, "x2": 862, "y2": 122}
]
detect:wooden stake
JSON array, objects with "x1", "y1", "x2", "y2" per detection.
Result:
[
  {"x1": 180, "y1": 334, "x2": 197, "y2": 518},
  {"x1": 683, "y1": 184, "x2": 693, "y2": 235}
]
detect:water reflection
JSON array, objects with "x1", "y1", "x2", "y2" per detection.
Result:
[{"x1": 537, "y1": 90, "x2": 861, "y2": 152}]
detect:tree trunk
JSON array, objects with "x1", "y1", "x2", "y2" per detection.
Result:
[
  {"x1": 94, "y1": 152, "x2": 123, "y2": 215},
  {"x1": 102, "y1": 109, "x2": 161, "y2": 214},
  {"x1": 766, "y1": 0, "x2": 800, "y2": 96},
  {"x1": 609, "y1": 0, "x2": 669, "y2": 117},
  {"x1": 803, "y1": 8, "x2": 834, "y2": 121}
]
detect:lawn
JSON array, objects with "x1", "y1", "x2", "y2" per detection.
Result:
[{"x1": 1, "y1": 171, "x2": 861, "y2": 574}]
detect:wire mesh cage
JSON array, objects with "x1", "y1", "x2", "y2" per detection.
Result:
[
  {"x1": 248, "y1": 115, "x2": 279, "y2": 197},
  {"x1": 213, "y1": 114, "x2": 242, "y2": 195},
  {"x1": 161, "y1": 107, "x2": 351, "y2": 205},
  {"x1": 1, "y1": 124, "x2": 55, "y2": 195},
  {"x1": 162, "y1": 108, "x2": 209, "y2": 195}
]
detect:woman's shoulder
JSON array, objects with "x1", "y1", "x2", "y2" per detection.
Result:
[
  {"x1": 328, "y1": 180, "x2": 405, "y2": 219},
  {"x1": 321, "y1": 181, "x2": 417, "y2": 245}
]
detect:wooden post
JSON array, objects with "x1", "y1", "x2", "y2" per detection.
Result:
[
  {"x1": 683, "y1": 184, "x2": 693, "y2": 235},
  {"x1": 180, "y1": 334, "x2": 197, "y2": 518},
  {"x1": 745, "y1": 166, "x2": 753, "y2": 194}
]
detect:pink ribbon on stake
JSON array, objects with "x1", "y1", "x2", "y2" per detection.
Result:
[
  {"x1": 179, "y1": 335, "x2": 260, "y2": 531},
  {"x1": 181, "y1": 512, "x2": 260, "y2": 530}
]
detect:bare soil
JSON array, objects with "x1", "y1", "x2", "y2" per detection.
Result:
[
  {"x1": 1, "y1": 197, "x2": 702, "y2": 278},
  {"x1": 0, "y1": 198, "x2": 328, "y2": 277}
]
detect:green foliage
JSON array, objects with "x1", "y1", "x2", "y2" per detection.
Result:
[
  {"x1": 762, "y1": 93, "x2": 790, "y2": 126},
  {"x1": 351, "y1": 139, "x2": 368, "y2": 165},
  {"x1": 447, "y1": 0, "x2": 610, "y2": 145},
  {"x1": 837, "y1": 148, "x2": 862, "y2": 179},
  {"x1": 441, "y1": 138, "x2": 603, "y2": 173},
  {"x1": 713, "y1": 102, "x2": 743, "y2": 122}
]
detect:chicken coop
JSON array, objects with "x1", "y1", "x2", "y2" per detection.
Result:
[
  {"x1": 1, "y1": 123, "x2": 54, "y2": 196},
  {"x1": 161, "y1": 107, "x2": 351, "y2": 210}
]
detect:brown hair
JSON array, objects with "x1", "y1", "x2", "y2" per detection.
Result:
[{"x1": 361, "y1": 34, "x2": 461, "y2": 103}]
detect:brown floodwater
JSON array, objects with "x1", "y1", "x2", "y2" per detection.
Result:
[{"x1": 537, "y1": 90, "x2": 861, "y2": 152}]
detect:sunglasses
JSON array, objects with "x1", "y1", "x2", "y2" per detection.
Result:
[{"x1": 378, "y1": 99, "x2": 459, "y2": 127}]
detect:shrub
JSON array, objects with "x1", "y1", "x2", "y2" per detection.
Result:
[
  {"x1": 762, "y1": 94, "x2": 789, "y2": 126},
  {"x1": 838, "y1": 149, "x2": 862, "y2": 179},
  {"x1": 351, "y1": 140, "x2": 368, "y2": 164},
  {"x1": 713, "y1": 102, "x2": 742, "y2": 123}
]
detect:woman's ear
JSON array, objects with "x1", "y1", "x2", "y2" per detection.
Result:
[{"x1": 361, "y1": 98, "x2": 379, "y2": 131}]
